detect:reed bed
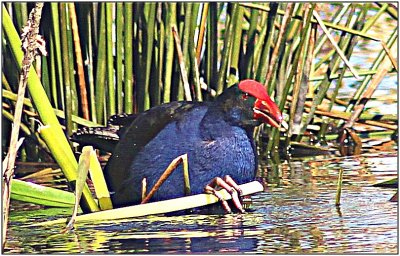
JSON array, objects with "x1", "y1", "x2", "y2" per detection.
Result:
[{"x1": 1, "y1": 2, "x2": 398, "y2": 212}]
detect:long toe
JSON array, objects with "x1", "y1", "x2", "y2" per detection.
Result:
[
  {"x1": 205, "y1": 177, "x2": 245, "y2": 214},
  {"x1": 224, "y1": 175, "x2": 243, "y2": 196},
  {"x1": 204, "y1": 185, "x2": 232, "y2": 213},
  {"x1": 228, "y1": 188, "x2": 245, "y2": 213}
]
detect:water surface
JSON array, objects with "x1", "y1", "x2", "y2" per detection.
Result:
[{"x1": 5, "y1": 150, "x2": 397, "y2": 254}]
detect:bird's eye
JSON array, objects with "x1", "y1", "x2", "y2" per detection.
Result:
[{"x1": 242, "y1": 93, "x2": 249, "y2": 100}]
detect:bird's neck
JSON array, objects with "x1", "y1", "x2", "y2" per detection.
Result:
[
  {"x1": 199, "y1": 107, "x2": 226, "y2": 140},
  {"x1": 199, "y1": 104, "x2": 255, "y2": 140}
]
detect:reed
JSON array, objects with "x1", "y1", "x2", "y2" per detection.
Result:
[
  {"x1": 2, "y1": 4, "x2": 44, "y2": 247},
  {"x1": 94, "y1": 4, "x2": 106, "y2": 124},
  {"x1": 2, "y1": 5, "x2": 98, "y2": 214},
  {"x1": 1, "y1": 2, "x2": 397, "y2": 199},
  {"x1": 124, "y1": 3, "x2": 134, "y2": 113},
  {"x1": 335, "y1": 169, "x2": 344, "y2": 206},
  {"x1": 105, "y1": 2, "x2": 115, "y2": 116}
]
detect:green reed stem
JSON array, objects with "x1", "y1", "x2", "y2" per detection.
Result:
[
  {"x1": 47, "y1": 35, "x2": 57, "y2": 106},
  {"x1": 253, "y1": 11, "x2": 268, "y2": 80},
  {"x1": 335, "y1": 169, "x2": 344, "y2": 206},
  {"x1": 268, "y1": 4, "x2": 314, "y2": 152},
  {"x1": 206, "y1": 3, "x2": 218, "y2": 92},
  {"x1": 95, "y1": 4, "x2": 106, "y2": 123},
  {"x1": 141, "y1": 2, "x2": 156, "y2": 111},
  {"x1": 257, "y1": 2, "x2": 278, "y2": 84},
  {"x1": 288, "y1": 17, "x2": 314, "y2": 140},
  {"x1": 13, "y1": 2, "x2": 27, "y2": 32},
  {"x1": 124, "y1": 3, "x2": 134, "y2": 113},
  {"x1": 230, "y1": 5, "x2": 244, "y2": 74},
  {"x1": 2, "y1": 73, "x2": 12, "y2": 91},
  {"x1": 59, "y1": 3, "x2": 73, "y2": 137},
  {"x1": 190, "y1": 3, "x2": 202, "y2": 101},
  {"x1": 85, "y1": 6, "x2": 96, "y2": 122},
  {"x1": 50, "y1": 3, "x2": 64, "y2": 110},
  {"x1": 106, "y1": 3, "x2": 115, "y2": 117},
  {"x1": 217, "y1": 3, "x2": 237, "y2": 94},
  {"x1": 65, "y1": 6, "x2": 78, "y2": 130},
  {"x1": 155, "y1": 3, "x2": 164, "y2": 106},
  {"x1": 40, "y1": 46, "x2": 51, "y2": 100},
  {"x1": 245, "y1": 8, "x2": 259, "y2": 78},
  {"x1": 116, "y1": 3, "x2": 124, "y2": 113},
  {"x1": 163, "y1": 3, "x2": 176, "y2": 103}
]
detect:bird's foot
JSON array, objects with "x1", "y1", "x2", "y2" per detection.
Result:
[{"x1": 204, "y1": 175, "x2": 245, "y2": 214}]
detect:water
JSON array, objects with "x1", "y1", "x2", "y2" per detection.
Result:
[{"x1": 5, "y1": 150, "x2": 397, "y2": 254}]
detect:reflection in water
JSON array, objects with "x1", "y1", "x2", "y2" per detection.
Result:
[
  {"x1": 109, "y1": 229, "x2": 258, "y2": 253},
  {"x1": 101, "y1": 214, "x2": 261, "y2": 253},
  {"x1": 5, "y1": 151, "x2": 398, "y2": 253}
]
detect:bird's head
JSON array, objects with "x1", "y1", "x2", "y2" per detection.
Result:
[{"x1": 217, "y1": 79, "x2": 283, "y2": 128}]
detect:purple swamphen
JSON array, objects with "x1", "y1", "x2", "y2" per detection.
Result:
[{"x1": 72, "y1": 79, "x2": 283, "y2": 212}]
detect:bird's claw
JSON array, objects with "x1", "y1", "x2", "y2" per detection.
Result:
[
  {"x1": 204, "y1": 175, "x2": 245, "y2": 214},
  {"x1": 224, "y1": 175, "x2": 243, "y2": 196},
  {"x1": 205, "y1": 185, "x2": 232, "y2": 213}
]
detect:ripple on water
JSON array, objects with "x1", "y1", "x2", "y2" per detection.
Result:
[{"x1": 4, "y1": 151, "x2": 398, "y2": 254}]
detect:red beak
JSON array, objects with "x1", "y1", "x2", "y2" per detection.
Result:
[
  {"x1": 253, "y1": 98, "x2": 283, "y2": 128},
  {"x1": 237, "y1": 79, "x2": 283, "y2": 128}
]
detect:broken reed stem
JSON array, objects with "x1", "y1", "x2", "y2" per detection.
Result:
[
  {"x1": 335, "y1": 168, "x2": 344, "y2": 206},
  {"x1": 141, "y1": 154, "x2": 190, "y2": 204},
  {"x1": 2, "y1": 3, "x2": 44, "y2": 247},
  {"x1": 286, "y1": 95, "x2": 398, "y2": 130},
  {"x1": 344, "y1": 54, "x2": 394, "y2": 129},
  {"x1": 64, "y1": 146, "x2": 91, "y2": 232},
  {"x1": 2, "y1": 138, "x2": 25, "y2": 178},
  {"x1": 240, "y1": 2, "x2": 380, "y2": 41},
  {"x1": 381, "y1": 41, "x2": 398, "y2": 71},
  {"x1": 172, "y1": 25, "x2": 192, "y2": 101},
  {"x1": 316, "y1": 110, "x2": 397, "y2": 130},
  {"x1": 313, "y1": 10, "x2": 360, "y2": 80}
]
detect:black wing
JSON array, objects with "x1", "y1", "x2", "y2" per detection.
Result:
[
  {"x1": 70, "y1": 126, "x2": 120, "y2": 152},
  {"x1": 70, "y1": 113, "x2": 138, "y2": 153}
]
